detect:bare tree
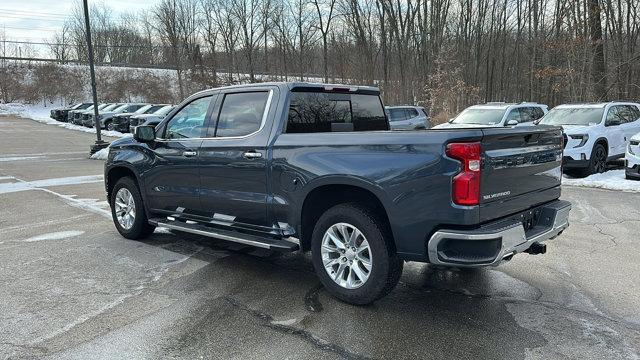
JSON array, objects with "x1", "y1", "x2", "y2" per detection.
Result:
[{"x1": 312, "y1": 0, "x2": 338, "y2": 82}]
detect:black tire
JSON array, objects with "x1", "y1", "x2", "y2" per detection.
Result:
[
  {"x1": 106, "y1": 121, "x2": 114, "y2": 131},
  {"x1": 585, "y1": 143, "x2": 608, "y2": 176},
  {"x1": 110, "y1": 177, "x2": 155, "y2": 239},
  {"x1": 311, "y1": 203, "x2": 403, "y2": 305}
]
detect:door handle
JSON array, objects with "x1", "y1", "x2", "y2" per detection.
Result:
[
  {"x1": 243, "y1": 151, "x2": 263, "y2": 159},
  {"x1": 183, "y1": 151, "x2": 197, "y2": 157}
]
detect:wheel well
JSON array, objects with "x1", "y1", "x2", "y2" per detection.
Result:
[
  {"x1": 299, "y1": 184, "x2": 394, "y2": 252},
  {"x1": 594, "y1": 138, "x2": 608, "y2": 153},
  {"x1": 106, "y1": 167, "x2": 137, "y2": 200}
]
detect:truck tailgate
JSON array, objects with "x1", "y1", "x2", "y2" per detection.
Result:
[{"x1": 479, "y1": 126, "x2": 563, "y2": 222}]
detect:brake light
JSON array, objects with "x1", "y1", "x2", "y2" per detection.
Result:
[{"x1": 446, "y1": 142, "x2": 481, "y2": 206}]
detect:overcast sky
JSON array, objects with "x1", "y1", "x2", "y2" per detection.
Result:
[{"x1": 1, "y1": 0, "x2": 157, "y2": 50}]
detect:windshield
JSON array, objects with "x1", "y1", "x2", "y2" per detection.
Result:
[
  {"x1": 540, "y1": 108, "x2": 604, "y2": 126},
  {"x1": 143, "y1": 105, "x2": 164, "y2": 114},
  {"x1": 452, "y1": 108, "x2": 506, "y2": 125},
  {"x1": 154, "y1": 105, "x2": 174, "y2": 116},
  {"x1": 134, "y1": 105, "x2": 153, "y2": 114},
  {"x1": 111, "y1": 104, "x2": 129, "y2": 112},
  {"x1": 101, "y1": 104, "x2": 118, "y2": 111}
]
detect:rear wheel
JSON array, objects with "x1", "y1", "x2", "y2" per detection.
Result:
[
  {"x1": 110, "y1": 177, "x2": 155, "y2": 239},
  {"x1": 311, "y1": 203, "x2": 403, "y2": 305}
]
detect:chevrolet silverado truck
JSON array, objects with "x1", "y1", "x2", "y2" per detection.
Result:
[{"x1": 104, "y1": 82, "x2": 571, "y2": 305}]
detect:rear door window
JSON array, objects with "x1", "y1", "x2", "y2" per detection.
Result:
[
  {"x1": 518, "y1": 107, "x2": 536, "y2": 123},
  {"x1": 213, "y1": 92, "x2": 269, "y2": 137},
  {"x1": 621, "y1": 105, "x2": 639, "y2": 123},
  {"x1": 286, "y1": 92, "x2": 388, "y2": 133},
  {"x1": 406, "y1": 108, "x2": 419, "y2": 119}
]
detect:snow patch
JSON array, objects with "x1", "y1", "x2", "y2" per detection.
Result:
[
  {"x1": 90, "y1": 148, "x2": 110, "y2": 160},
  {"x1": 24, "y1": 230, "x2": 85, "y2": 242},
  {"x1": 0, "y1": 102, "x2": 130, "y2": 138},
  {"x1": 563, "y1": 170, "x2": 640, "y2": 192}
]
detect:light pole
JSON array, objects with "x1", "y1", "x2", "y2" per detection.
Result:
[{"x1": 83, "y1": 0, "x2": 109, "y2": 155}]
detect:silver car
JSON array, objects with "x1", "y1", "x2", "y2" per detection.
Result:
[{"x1": 386, "y1": 106, "x2": 430, "y2": 130}]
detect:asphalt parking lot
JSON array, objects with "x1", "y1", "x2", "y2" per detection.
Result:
[{"x1": 1, "y1": 115, "x2": 639, "y2": 359}]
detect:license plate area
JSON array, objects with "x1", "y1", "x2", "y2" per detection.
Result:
[{"x1": 521, "y1": 209, "x2": 541, "y2": 232}]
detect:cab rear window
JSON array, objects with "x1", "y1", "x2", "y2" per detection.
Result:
[{"x1": 286, "y1": 92, "x2": 388, "y2": 133}]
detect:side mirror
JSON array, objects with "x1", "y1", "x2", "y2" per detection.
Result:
[
  {"x1": 506, "y1": 119, "x2": 519, "y2": 126},
  {"x1": 448, "y1": 118, "x2": 454, "y2": 123},
  {"x1": 134, "y1": 125, "x2": 155, "y2": 143}
]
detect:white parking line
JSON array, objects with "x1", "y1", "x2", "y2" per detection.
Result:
[
  {"x1": 0, "y1": 175, "x2": 104, "y2": 194},
  {"x1": 0, "y1": 156, "x2": 45, "y2": 162}
]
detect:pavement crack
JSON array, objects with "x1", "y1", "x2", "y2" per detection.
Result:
[
  {"x1": 222, "y1": 296, "x2": 372, "y2": 360},
  {"x1": 592, "y1": 223, "x2": 618, "y2": 247}
]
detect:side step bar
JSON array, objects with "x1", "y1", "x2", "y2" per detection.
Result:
[{"x1": 149, "y1": 218, "x2": 299, "y2": 252}]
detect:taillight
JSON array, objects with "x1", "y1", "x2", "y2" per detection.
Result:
[{"x1": 446, "y1": 142, "x2": 481, "y2": 206}]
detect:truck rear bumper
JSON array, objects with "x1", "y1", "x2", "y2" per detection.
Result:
[{"x1": 427, "y1": 200, "x2": 571, "y2": 267}]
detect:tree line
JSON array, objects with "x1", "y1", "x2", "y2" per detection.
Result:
[{"x1": 12, "y1": 0, "x2": 640, "y2": 121}]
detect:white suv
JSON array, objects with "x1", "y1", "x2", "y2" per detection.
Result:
[
  {"x1": 626, "y1": 132, "x2": 640, "y2": 180},
  {"x1": 433, "y1": 102, "x2": 547, "y2": 128},
  {"x1": 539, "y1": 102, "x2": 640, "y2": 177}
]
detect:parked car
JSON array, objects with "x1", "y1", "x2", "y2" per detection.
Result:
[
  {"x1": 81, "y1": 103, "x2": 121, "y2": 127},
  {"x1": 111, "y1": 104, "x2": 170, "y2": 132},
  {"x1": 625, "y1": 132, "x2": 640, "y2": 180},
  {"x1": 128, "y1": 105, "x2": 175, "y2": 132},
  {"x1": 91, "y1": 103, "x2": 147, "y2": 129},
  {"x1": 82, "y1": 103, "x2": 128, "y2": 129},
  {"x1": 539, "y1": 102, "x2": 640, "y2": 177},
  {"x1": 104, "y1": 82, "x2": 570, "y2": 305},
  {"x1": 71, "y1": 103, "x2": 112, "y2": 125},
  {"x1": 433, "y1": 102, "x2": 548, "y2": 128},
  {"x1": 139, "y1": 118, "x2": 163, "y2": 128},
  {"x1": 385, "y1": 106, "x2": 430, "y2": 130},
  {"x1": 50, "y1": 102, "x2": 92, "y2": 122}
]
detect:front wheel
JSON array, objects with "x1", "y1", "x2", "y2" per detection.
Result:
[
  {"x1": 110, "y1": 177, "x2": 155, "y2": 239},
  {"x1": 311, "y1": 203, "x2": 403, "y2": 305},
  {"x1": 586, "y1": 143, "x2": 608, "y2": 176},
  {"x1": 106, "y1": 121, "x2": 115, "y2": 131}
]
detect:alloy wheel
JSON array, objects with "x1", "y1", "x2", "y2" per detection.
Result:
[
  {"x1": 320, "y1": 222, "x2": 372, "y2": 289},
  {"x1": 594, "y1": 147, "x2": 607, "y2": 173},
  {"x1": 114, "y1": 188, "x2": 136, "y2": 230}
]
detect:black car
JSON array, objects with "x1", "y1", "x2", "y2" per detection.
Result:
[
  {"x1": 104, "y1": 82, "x2": 571, "y2": 305},
  {"x1": 111, "y1": 104, "x2": 169, "y2": 132},
  {"x1": 50, "y1": 102, "x2": 92, "y2": 122}
]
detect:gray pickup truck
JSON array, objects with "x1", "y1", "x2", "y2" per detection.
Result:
[{"x1": 104, "y1": 82, "x2": 571, "y2": 305}]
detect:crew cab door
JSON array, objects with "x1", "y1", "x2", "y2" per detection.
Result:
[
  {"x1": 198, "y1": 87, "x2": 277, "y2": 232},
  {"x1": 144, "y1": 95, "x2": 215, "y2": 214}
]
